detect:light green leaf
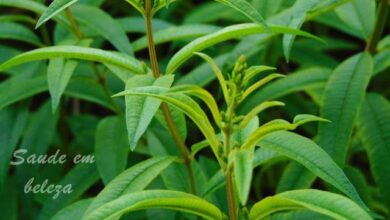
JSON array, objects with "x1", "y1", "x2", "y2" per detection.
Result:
[
  {"x1": 357, "y1": 93, "x2": 390, "y2": 209},
  {"x1": 47, "y1": 58, "x2": 78, "y2": 113},
  {"x1": 240, "y1": 67, "x2": 331, "y2": 112},
  {"x1": 83, "y1": 190, "x2": 225, "y2": 220},
  {"x1": 249, "y1": 189, "x2": 372, "y2": 220},
  {"x1": 240, "y1": 101, "x2": 285, "y2": 129},
  {"x1": 83, "y1": 156, "x2": 176, "y2": 217},
  {"x1": 318, "y1": 52, "x2": 373, "y2": 165},
  {"x1": 170, "y1": 85, "x2": 222, "y2": 127},
  {"x1": 215, "y1": 0, "x2": 267, "y2": 27},
  {"x1": 234, "y1": 148, "x2": 254, "y2": 206},
  {"x1": 166, "y1": 24, "x2": 323, "y2": 74},
  {"x1": 241, "y1": 73, "x2": 285, "y2": 100},
  {"x1": 114, "y1": 86, "x2": 223, "y2": 166},
  {"x1": 0, "y1": 22, "x2": 42, "y2": 46},
  {"x1": 36, "y1": 0, "x2": 78, "y2": 28},
  {"x1": 242, "y1": 115, "x2": 325, "y2": 150},
  {"x1": 125, "y1": 75, "x2": 174, "y2": 150},
  {"x1": 194, "y1": 52, "x2": 230, "y2": 104},
  {"x1": 0, "y1": 46, "x2": 145, "y2": 75},
  {"x1": 95, "y1": 116, "x2": 130, "y2": 185},
  {"x1": 293, "y1": 114, "x2": 329, "y2": 126},
  {"x1": 258, "y1": 131, "x2": 367, "y2": 209}
]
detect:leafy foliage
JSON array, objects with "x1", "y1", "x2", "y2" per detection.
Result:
[{"x1": 0, "y1": 0, "x2": 389, "y2": 219}]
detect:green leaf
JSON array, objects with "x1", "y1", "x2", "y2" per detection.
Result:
[
  {"x1": 83, "y1": 156, "x2": 176, "y2": 217},
  {"x1": 357, "y1": 93, "x2": 390, "y2": 209},
  {"x1": 282, "y1": 0, "x2": 319, "y2": 62},
  {"x1": 194, "y1": 52, "x2": 230, "y2": 104},
  {"x1": 249, "y1": 189, "x2": 372, "y2": 220},
  {"x1": 125, "y1": 75, "x2": 174, "y2": 150},
  {"x1": 47, "y1": 58, "x2": 78, "y2": 113},
  {"x1": 0, "y1": 105, "x2": 29, "y2": 189},
  {"x1": 114, "y1": 86, "x2": 223, "y2": 166},
  {"x1": 215, "y1": 0, "x2": 267, "y2": 27},
  {"x1": 133, "y1": 25, "x2": 221, "y2": 52},
  {"x1": 0, "y1": 22, "x2": 42, "y2": 46},
  {"x1": 0, "y1": 75, "x2": 45, "y2": 110},
  {"x1": 36, "y1": 0, "x2": 78, "y2": 28},
  {"x1": 95, "y1": 116, "x2": 130, "y2": 185},
  {"x1": 0, "y1": 0, "x2": 71, "y2": 29},
  {"x1": 83, "y1": 190, "x2": 225, "y2": 220},
  {"x1": 241, "y1": 73, "x2": 285, "y2": 100},
  {"x1": 170, "y1": 85, "x2": 222, "y2": 127},
  {"x1": 166, "y1": 24, "x2": 323, "y2": 74},
  {"x1": 0, "y1": 46, "x2": 145, "y2": 75},
  {"x1": 335, "y1": 0, "x2": 375, "y2": 39},
  {"x1": 318, "y1": 52, "x2": 373, "y2": 165},
  {"x1": 240, "y1": 101, "x2": 285, "y2": 129},
  {"x1": 240, "y1": 67, "x2": 331, "y2": 112},
  {"x1": 47, "y1": 39, "x2": 92, "y2": 113},
  {"x1": 258, "y1": 131, "x2": 367, "y2": 209},
  {"x1": 51, "y1": 199, "x2": 92, "y2": 220},
  {"x1": 234, "y1": 148, "x2": 254, "y2": 206},
  {"x1": 72, "y1": 5, "x2": 134, "y2": 55},
  {"x1": 242, "y1": 115, "x2": 325, "y2": 150}
]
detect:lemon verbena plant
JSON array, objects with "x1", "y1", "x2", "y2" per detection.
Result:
[{"x1": 0, "y1": 0, "x2": 389, "y2": 220}]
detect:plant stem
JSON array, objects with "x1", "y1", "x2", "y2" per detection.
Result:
[
  {"x1": 223, "y1": 91, "x2": 238, "y2": 220},
  {"x1": 224, "y1": 129, "x2": 238, "y2": 220},
  {"x1": 145, "y1": 0, "x2": 196, "y2": 194},
  {"x1": 365, "y1": 0, "x2": 389, "y2": 54},
  {"x1": 225, "y1": 167, "x2": 238, "y2": 220},
  {"x1": 65, "y1": 8, "x2": 83, "y2": 39}
]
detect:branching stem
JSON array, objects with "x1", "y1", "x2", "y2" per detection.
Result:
[{"x1": 145, "y1": 0, "x2": 196, "y2": 194}]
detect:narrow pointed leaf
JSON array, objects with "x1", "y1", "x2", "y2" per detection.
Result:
[
  {"x1": 357, "y1": 93, "x2": 390, "y2": 209},
  {"x1": 36, "y1": 0, "x2": 78, "y2": 28},
  {"x1": 83, "y1": 190, "x2": 225, "y2": 220},
  {"x1": 249, "y1": 189, "x2": 372, "y2": 220},
  {"x1": 0, "y1": 46, "x2": 145, "y2": 75},
  {"x1": 114, "y1": 86, "x2": 223, "y2": 165},
  {"x1": 95, "y1": 116, "x2": 130, "y2": 185},
  {"x1": 234, "y1": 148, "x2": 254, "y2": 206},
  {"x1": 170, "y1": 85, "x2": 222, "y2": 127},
  {"x1": 194, "y1": 52, "x2": 229, "y2": 103},
  {"x1": 125, "y1": 75, "x2": 174, "y2": 150},
  {"x1": 318, "y1": 52, "x2": 373, "y2": 164},
  {"x1": 258, "y1": 131, "x2": 367, "y2": 209},
  {"x1": 47, "y1": 58, "x2": 78, "y2": 113},
  {"x1": 0, "y1": 22, "x2": 42, "y2": 46},
  {"x1": 166, "y1": 24, "x2": 323, "y2": 74},
  {"x1": 84, "y1": 156, "x2": 176, "y2": 217}
]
